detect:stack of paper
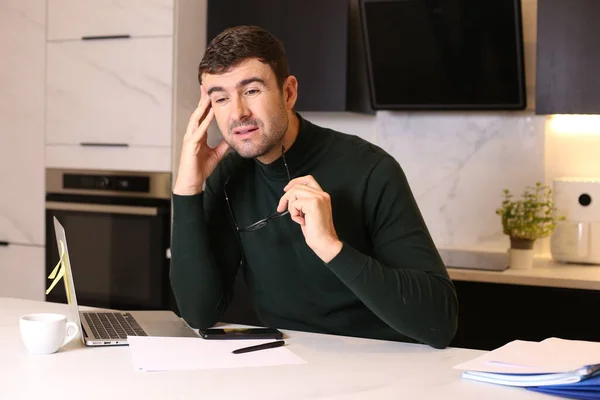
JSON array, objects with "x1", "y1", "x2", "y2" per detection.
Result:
[
  {"x1": 127, "y1": 336, "x2": 306, "y2": 372},
  {"x1": 454, "y1": 338, "x2": 600, "y2": 400}
]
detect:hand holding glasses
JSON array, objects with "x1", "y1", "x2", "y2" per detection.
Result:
[
  {"x1": 224, "y1": 145, "x2": 291, "y2": 233},
  {"x1": 224, "y1": 144, "x2": 343, "y2": 263}
]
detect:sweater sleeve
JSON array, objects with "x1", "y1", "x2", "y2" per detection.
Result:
[
  {"x1": 169, "y1": 174, "x2": 241, "y2": 329},
  {"x1": 325, "y1": 155, "x2": 459, "y2": 349}
]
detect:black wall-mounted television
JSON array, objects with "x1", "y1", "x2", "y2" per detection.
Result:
[{"x1": 359, "y1": 0, "x2": 527, "y2": 110}]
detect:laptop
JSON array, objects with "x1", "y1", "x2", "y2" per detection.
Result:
[{"x1": 51, "y1": 216, "x2": 199, "y2": 346}]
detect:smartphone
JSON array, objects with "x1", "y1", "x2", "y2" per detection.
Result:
[{"x1": 198, "y1": 327, "x2": 284, "y2": 340}]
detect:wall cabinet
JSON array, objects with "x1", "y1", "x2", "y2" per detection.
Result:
[
  {"x1": 206, "y1": 0, "x2": 372, "y2": 113},
  {"x1": 0, "y1": 1, "x2": 46, "y2": 301},
  {"x1": 536, "y1": 0, "x2": 600, "y2": 114},
  {"x1": 45, "y1": 0, "x2": 208, "y2": 173},
  {"x1": 47, "y1": 0, "x2": 173, "y2": 40},
  {"x1": 0, "y1": 1, "x2": 45, "y2": 247},
  {"x1": 46, "y1": 37, "x2": 173, "y2": 147}
]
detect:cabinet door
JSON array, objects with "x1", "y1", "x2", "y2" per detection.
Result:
[
  {"x1": 48, "y1": 0, "x2": 174, "y2": 41},
  {"x1": 207, "y1": 0, "x2": 349, "y2": 112},
  {"x1": 0, "y1": 244, "x2": 45, "y2": 302},
  {"x1": 45, "y1": 145, "x2": 172, "y2": 172},
  {"x1": 536, "y1": 0, "x2": 600, "y2": 114},
  {"x1": 46, "y1": 37, "x2": 173, "y2": 147},
  {"x1": 0, "y1": 1, "x2": 45, "y2": 246}
]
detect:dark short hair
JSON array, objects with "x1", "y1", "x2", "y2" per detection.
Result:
[{"x1": 198, "y1": 25, "x2": 289, "y2": 89}]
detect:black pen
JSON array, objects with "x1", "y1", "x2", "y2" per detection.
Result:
[{"x1": 232, "y1": 340, "x2": 285, "y2": 354}]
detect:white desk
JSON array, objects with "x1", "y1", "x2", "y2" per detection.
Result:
[{"x1": 0, "y1": 297, "x2": 551, "y2": 400}]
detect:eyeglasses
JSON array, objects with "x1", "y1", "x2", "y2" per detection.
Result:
[{"x1": 224, "y1": 145, "x2": 291, "y2": 232}]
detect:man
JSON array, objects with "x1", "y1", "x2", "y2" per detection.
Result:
[{"x1": 171, "y1": 25, "x2": 458, "y2": 349}]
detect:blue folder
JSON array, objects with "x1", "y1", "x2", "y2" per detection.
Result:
[{"x1": 527, "y1": 375, "x2": 600, "y2": 400}]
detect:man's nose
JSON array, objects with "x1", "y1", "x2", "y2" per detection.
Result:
[{"x1": 231, "y1": 96, "x2": 251, "y2": 121}]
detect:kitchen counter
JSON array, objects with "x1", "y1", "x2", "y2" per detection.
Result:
[
  {"x1": 437, "y1": 244, "x2": 600, "y2": 351},
  {"x1": 440, "y1": 247, "x2": 600, "y2": 291}
]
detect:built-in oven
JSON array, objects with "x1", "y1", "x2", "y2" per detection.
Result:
[{"x1": 45, "y1": 168, "x2": 176, "y2": 312}]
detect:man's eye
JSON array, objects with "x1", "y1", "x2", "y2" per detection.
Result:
[
  {"x1": 245, "y1": 89, "x2": 260, "y2": 96},
  {"x1": 214, "y1": 98, "x2": 227, "y2": 104}
]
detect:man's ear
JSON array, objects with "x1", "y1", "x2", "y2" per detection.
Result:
[{"x1": 283, "y1": 75, "x2": 298, "y2": 110}]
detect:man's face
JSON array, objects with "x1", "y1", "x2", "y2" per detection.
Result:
[{"x1": 202, "y1": 58, "x2": 292, "y2": 159}]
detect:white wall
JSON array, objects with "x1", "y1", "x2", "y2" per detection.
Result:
[{"x1": 545, "y1": 115, "x2": 600, "y2": 182}]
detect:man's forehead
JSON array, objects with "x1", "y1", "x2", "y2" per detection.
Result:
[{"x1": 202, "y1": 59, "x2": 272, "y2": 85}]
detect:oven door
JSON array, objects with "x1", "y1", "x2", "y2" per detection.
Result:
[{"x1": 45, "y1": 197, "x2": 172, "y2": 311}]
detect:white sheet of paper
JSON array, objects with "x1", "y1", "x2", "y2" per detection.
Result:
[
  {"x1": 127, "y1": 336, "x2": 306, "y2": 372},
  {"x1": 453, "y1": 337, "x2": 600, "y2": 374}
]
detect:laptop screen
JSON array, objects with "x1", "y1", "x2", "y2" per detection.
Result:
[{"x1": 52, "y1": 216, "x2": 84, "y2": 343}]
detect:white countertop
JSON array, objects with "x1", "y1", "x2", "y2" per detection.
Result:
[
  {"x1": 440, "y1": 245, "x2": 600, "y2": 290},
  {"x1": 0, "y1": 297, "x2": 551, "y2": 400},
  {"x1": 448, "y1": 261, "x2": 600, "y2": 290}
]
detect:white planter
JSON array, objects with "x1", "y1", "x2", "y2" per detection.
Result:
[{"x1": 508, "y1": 248, "x2": 534, "y2": 270}]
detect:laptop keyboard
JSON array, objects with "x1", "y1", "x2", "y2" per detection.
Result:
[{"x1": 83, "y1": 312, "x2": 148, "y2": 340}]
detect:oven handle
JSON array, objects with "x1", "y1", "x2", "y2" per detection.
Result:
[{"x1": 45, "y1": 201, "x2": 160, "y2": 216}]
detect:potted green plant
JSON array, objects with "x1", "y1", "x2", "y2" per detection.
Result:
[{"x1": 495, "y1": 182, "x2": 565, "y2": 269}]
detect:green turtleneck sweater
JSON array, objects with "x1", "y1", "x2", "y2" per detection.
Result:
[{"x1": 170, "y1": 114, "x2": 458, "y2": 349}]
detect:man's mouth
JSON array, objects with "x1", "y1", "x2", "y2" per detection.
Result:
[{"x1": 233, "y1": 126, "x2": 259, "y2": 136}]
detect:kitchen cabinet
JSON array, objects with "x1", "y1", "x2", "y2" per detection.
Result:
[
  {"x1": 45, "y1": 146, "x2": 172, "y2": 173},
  {"x1": 45, "y1": 0, "x2": 208, "y2": 173},
  {"x1": 0, "y1": 1, "x2": 45, "y2": 302},
  {"x1": 46, "y1": 37, "x2": 173, "y2": 147},
  {"x1": 451, "y1": 281, "x2": 600, "y2": 351},
  {"x1": 0, "y1": 245, "x2": 45, "y2": 302},
  {"x1": 0, "y1": 0, "x2": 45, "y2": 247},
  {"x1": 47, "y1": 0, "x2": 173, "y2": 40},
  {"x1": 536, "y1": 0, "x2": 600, "y2": 114},
  {"x1": 206, "y1": 0, "x2": 372, "y2": 113}
]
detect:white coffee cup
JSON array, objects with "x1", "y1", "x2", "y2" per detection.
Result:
[{"x1": 19, "y1": 313, "x2": 79, "y2": 355}]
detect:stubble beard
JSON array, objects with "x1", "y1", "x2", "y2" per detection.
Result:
[{"x1": 227, "y1": 103, "x2": 289, "y2": 160}]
